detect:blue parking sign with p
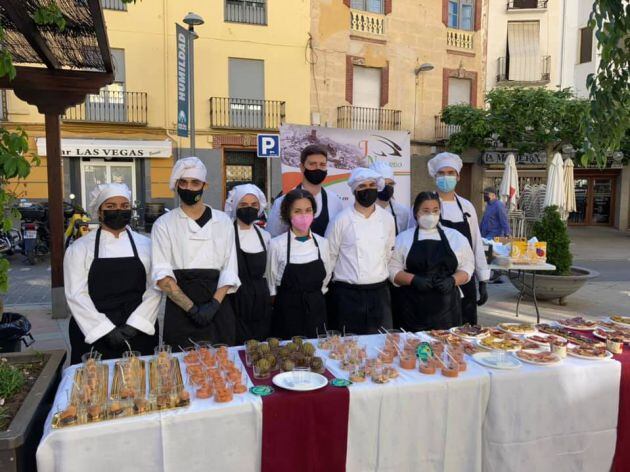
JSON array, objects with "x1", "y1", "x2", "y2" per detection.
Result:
[{"x1": 257, "y1": 134, "x2": 280, "y2": 158}]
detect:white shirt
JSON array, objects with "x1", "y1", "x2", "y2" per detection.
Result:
[
  {"x1": 267, "y1": 231, "x2": 332, "y2": 296},
  {"x1": 439, "y1": 195, "x2": 491, "y2": 282},
  {"x1": 236, "y1": 225, "x2": 271, "y2": 253},
  {"x1": 388, "y1": 225, "x2": 475, "y2": 288},
  {"x1": 380, "y1": 199, "x2": 412, "y2": 235},
  {"x1": 325, "y1": 205, "x2": 396, "y2": 285},
  {"x1": 151, "y1": 206, "x2": 241, "y2": 292},
  {"x1": 267, "y1": 187, "x2": 345, "y2": 237},
  {"x1": 64, "y1": 228, "x2": 161, "y2": 345}
]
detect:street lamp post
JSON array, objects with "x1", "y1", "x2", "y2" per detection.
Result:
[{"x1": 183, "y1": 12, "x2": 204, "y2": 156}]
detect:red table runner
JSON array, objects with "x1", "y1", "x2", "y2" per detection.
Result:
[
  {"x1": 238, "y1": 350, "x2": 350, "y2": 472},
  {"x1": 568, "y1": 330, "x2": 629, "y2": 471}
]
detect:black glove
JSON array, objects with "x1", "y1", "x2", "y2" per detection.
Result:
[
  {"x1": 433, "y1": 275, "x2": 456, "y2": 294},
  {"x1": 187, "y1": 299, "x2": 221, "y2": 327},
  {"x1": 119, "y1": 325, "x2": 139, "y2": 339},
  {"x1": 411, "y1": 275, "x2": 433, "y2": 292},
  {"x1": 477, "y1": 281, "x2": 488, "y2": 306},
  {"x1": 105, "y1": 328, "x2": 127, "y2": 350}
]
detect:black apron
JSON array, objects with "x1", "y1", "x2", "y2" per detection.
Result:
[
  {"x1": 388, "y1": 201, "x2": 400, "y2": 236},
  {"x1": 69, "y1": 228, "x2": 158, "y2": 364},
  {"x1": 231, "y1": 222, "x2": 272, "y2": 344},
  {"x1": 163, "y1": 208, "x2": 237, "y2": 347},
  {"x1": 297, "y1": 184, "x2": 329, "y2": 236},
  {"x1": 274, "y1": 232, "x2": 327, "y2": 339},
  {"x1": 397, "y1": 226, "x2": 461, "y2": 331},
  {"x1": 330, "y1": 279, "x2": 392, "y2": 335},
  {"x1": 439, "y1": 196, "x2": 478, "y2": 325},
  {"x1": 387, "y1": 200, "x2": 401, "y2": 327}
]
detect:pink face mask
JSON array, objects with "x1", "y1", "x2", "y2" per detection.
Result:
[{"x1": 291, "y1": 214, "x2": 314, "y2": 233}]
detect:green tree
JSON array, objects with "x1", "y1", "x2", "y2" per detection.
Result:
[
  {"x1": 441, "y1": 87, "x2": 590, "y2": 157},
  {"x1": 532, "y1": 206, "x2": 573, "y2": 276},
  {"x1": 585, "y1": 0, "x2": 630, "y2": 167}
]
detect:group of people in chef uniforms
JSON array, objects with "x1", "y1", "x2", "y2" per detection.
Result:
[{"x1": 65, "y1": 144, "x2": 489, "y2": 363}]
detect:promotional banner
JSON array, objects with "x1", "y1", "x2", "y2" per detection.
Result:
[
  {"x1": 176, "y1": 23, "x2": 190, "y2": 138},
  {"x1": 279, "y1": 125, "x2": 411, "y2": 207}
]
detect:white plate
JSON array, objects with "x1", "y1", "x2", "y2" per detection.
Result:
[
  {"x1": 272, "y1": 371, "x2": 328, "y2": 392},
  {"x1": 513, "y1": 351, "x2": 562, "y2": 366},
  {"x1": 449, "y1": 327, "x2": 489, "y2": 339},
  {"x1": 567, "y1": 349, "x2": 613, "y2": 361},
  {"x1": 497, "y1": 323, "x2": 537, "y2": 335},
  {"x1": 609, "y1": 317, "x2": 630, "y2": 328},
  {"x1": 476, "y1": 338, "x2": 522, "y2": 352},
  {"x1": 524, "y1": 333, "x2": 568, "y2": 347},
  {"x1": 472, "y1": 352, "x2": 522, "y2": 370},
  {"x1": 592, "y1": 328, "x2": 630, "y2": 344},
  {"x1": 554, "y1": 321, "x2": 597, "y2": 331}
]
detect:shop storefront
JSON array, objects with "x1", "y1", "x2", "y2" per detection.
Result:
[
  {"x1": 570, "y1": 170, "x2": 620, "y2": 226},
  {"x1": 35, "y1": 138, "x2": 172, "y2": 211}
]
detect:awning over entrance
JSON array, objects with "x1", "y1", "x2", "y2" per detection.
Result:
[{"x1": 36, "y1": 138, "x2": 173, "y2": 158}]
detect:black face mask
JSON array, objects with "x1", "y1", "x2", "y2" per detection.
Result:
[
  {"x1": 377, "y1": 184, "x2": 394, "y2": 202},
  {"x1": 483, "y1": 194, "x2": 491, "y2": 203},
  {"x1": 355, "y1": 188, "x2": 378, "y2": 208},
  {"x1": 178, "y1": 187, "x2": 204, "y2": 206},
  {"x1": 102, "y1": 209, "x2": 131, "y2": 231},
  {"x1": 236, "y1": 206, "x2": 259, "y2": 225},
  {"x1": 303, "y1": 168, "x2": 327, "y2": 185}
]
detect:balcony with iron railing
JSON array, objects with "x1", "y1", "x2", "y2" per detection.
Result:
[
  {"x1": 350, "y1": 9, "x2": 385, "y2": 36},
  {"x1": 337, "y1": 106, "x2": 401, "y2": 131},
  {"x1": 496, "y1": 55, "x2": 551, "y2": 84},
  {"x1": 434, "y1": 115, "x2": 461, "y2": 142},
  {"x1": 63, "y1": 90, "x2": 148, "y2": 125},
  {"x1": 209, "y1": 97, "x2": 285, "y2": 130},
  {"x1": 101, "y1": 0, "x2": 127, "y2": 11},
  {"x1": 225, "y1": 0, "x2": 267, "y2": 25},
  {"x1": 507, "y1": 0, "x2": 548, "y2": 10},
  {"x1": 446, "y1": 28, "x2": 474, "y2": 50}
]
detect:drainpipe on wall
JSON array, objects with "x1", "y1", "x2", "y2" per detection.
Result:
[{"x1": 559, "y1": 0, "x2": 567, "y2": 89}]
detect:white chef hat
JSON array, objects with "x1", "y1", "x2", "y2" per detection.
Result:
[
  {"x1": 427, "y1": 152, "x2": 463, "y2": 178},
  {"x1": 169, "y1": 156, "x2": 207, "y2": 190},
  {"x1": 225, "y1": 183, "x2": 267, "y2": 219},
  {"x1": 347, "y1": 167, "x2": 385, "y2": 192},
  {"x1": 88, "y1": 183, "x2": 131, "y2": 215},
  {"x1": 369, "y1": 160, "x2": 394, "y2": 180}
]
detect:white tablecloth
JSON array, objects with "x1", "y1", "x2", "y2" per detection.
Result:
[
  {"x1": 37, "y1": 336, "x2": 621, "y2": 472},
  {"x1": 482, "y1": 356, "x2": 620, "y2": 472}
]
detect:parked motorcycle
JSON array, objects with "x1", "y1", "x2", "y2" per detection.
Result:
[
  {"x1": 16, "y1": 199, "x2": 50, "y2": 265},
  {"x1": 64, "y1": 194, "x2": 92, "y2": 249},
  {"x1": 0, "y1": 228, "x2": 20, "y2": 255}
]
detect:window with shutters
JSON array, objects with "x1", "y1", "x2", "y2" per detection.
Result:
[
  {"x1": 225, "y1": 0, "x2": 267, "y2": 25},
  {"x1": 351, "y1": 0, "x2": 384, "y2": 14},
  {"x1": 448, "y1": 0, "x2": 474, "y2": 31},
  {"x1": 101, "y1": 0, "x2": 127, "y2": 11},
  {"x1": 578, "y1": 27, "x2": 593, "y2": 64},
  {"x1": 447, "y1": 78, "x2": 472, "y2": 105}
]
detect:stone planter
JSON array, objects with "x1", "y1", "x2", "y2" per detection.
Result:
[
  {"x1": 508, "y1": 266, "x2": 598, "y2": 305},
  {"x1": 0, "y1": 350, "x2": 66, "y2": 472}
]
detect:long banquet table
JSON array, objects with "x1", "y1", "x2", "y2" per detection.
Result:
[{"x1": 37, "y1": 334, "x2": 622, "y2": 472}]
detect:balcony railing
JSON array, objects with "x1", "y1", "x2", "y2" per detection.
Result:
[
  {"x1": 63, "y1": 90, "x2": 147, "y2": 125},
  {"x1": 496, "y1": 55, "x2": 551, "y2": 83},
  {"x1": 350, "y1": 9, "x2": 385, "y2": 36},
  {"x1": 337, "y1": 106, "x2": 401, "y2": 131},
  {"x1": 0, "y1": 90, "x2": 7, "y2": 121},
  {"x1": 209, "y1": 97, "x2": 285, "y2": 130},
  {"x1": 101, "y1": 0, "x2": 127, "y2": 11},
  {"x1": 446, "y1": 28, "x2": 474, "y2": 50},
  {"x1": 507, "y1": 0, "x2": 548, "y2": 9},
  {"x1": 225, "y1": 0, "x2": 267, "y2": 25},
  {"x1": 435, "y1": 115, "x2": 460, "y2": 142}
]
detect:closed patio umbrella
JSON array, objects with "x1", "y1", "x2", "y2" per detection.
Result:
[
  {"x1": 543, "y1": 152, "x2": 566, "y2": 214},
  {"x1": 563, "y1": 157, "x2": 576, "y2": 219},
  {"x1": 499, "y1": 153, "x2": 519, "y2": 212}
]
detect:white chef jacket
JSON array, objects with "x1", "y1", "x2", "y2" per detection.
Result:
[
  {"x1": 267, "y1": 230, "x2": 332, "y2": 296},
  {"x1": 388, "y1": 225, "x2": 475, "y2": 288},
  {"x1": 267, "y1": 187, "x2": 345, "y2": 237},
  {"x1": 439, "y1": 195, "x2": 491, "y2": 282},
  {"x1": 151, "y1": 206, "x2": 241, "y2": 292},
  {"x1": 325, "y1": 205, "x2": 396, "y2": 285},
  {"x1": 236, "y1": 225, "x2": 271, "y2": 253},
  {"x1": 380, "y1": 199, "x2": 412, "y2": 235},
  {"x1": 64, "y1": 228, "x2": 161, "y2": 345}
]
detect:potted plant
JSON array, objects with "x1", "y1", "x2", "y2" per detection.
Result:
[
  {"x1": 508, "y1": 206, "x2": 598, "y2": 305},
  {"x1": 0, "y1": 350, "x2": 66, "y2": 472}
]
